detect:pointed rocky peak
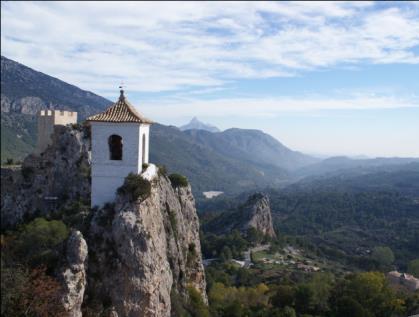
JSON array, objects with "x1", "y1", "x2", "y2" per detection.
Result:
[{"x1": 179, "y1": 117, "x2": 220, "y2": 133}]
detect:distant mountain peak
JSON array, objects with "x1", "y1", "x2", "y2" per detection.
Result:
[{"x1": 179, "y1": 117, "x2": 220, "y2": 133}]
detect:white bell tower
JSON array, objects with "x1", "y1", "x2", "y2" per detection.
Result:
[{"x1": 87, "y1": 88, "x2": 153, "y2": 207}]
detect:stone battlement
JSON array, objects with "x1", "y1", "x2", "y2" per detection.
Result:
[{"x1": 39, "y1": 109, "x2": 76, "y2": 117}]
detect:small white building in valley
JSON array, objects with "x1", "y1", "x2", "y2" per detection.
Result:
[{"x1": 87, "y1": 88, "x2": 153, "y2": 207}]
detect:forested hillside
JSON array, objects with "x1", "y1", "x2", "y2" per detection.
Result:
[
  {"x1": 199, "y1": 163, "x2": 419, "y2": 271},
  {"x1": 184, "y1": 128, "x2": 317, "y2": 171},
  {"x1": 150, "y1": 124, "x2": 288, "y2": 194}
]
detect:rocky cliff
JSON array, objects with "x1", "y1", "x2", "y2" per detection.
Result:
[
  {"x1": 86, "y1": 167, "x2": 207, "y2": 316},
  {"x1": 1, "y1": 126, "x2": 207, "y2": 317},
  {"x1": 203, "y1": 192, "x2": 276, "y2": 238},
  {"x1": 240, "y1": 193, "x2": 276, "y2": 238},
  {"x1": 1, "y1": 124, "x2": 91, "y2": 229}
]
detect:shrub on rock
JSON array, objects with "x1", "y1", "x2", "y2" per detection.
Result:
[
  {"x1": 117, "y1": 173, "x2": 151, "y2": 202},
  {"x1": 169, "y1": 173, "x2": 188, "y2": 188}
]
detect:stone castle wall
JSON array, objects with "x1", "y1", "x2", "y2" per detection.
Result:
[{"x1": 36, "y1": 110, "x2": 77, "y2": 153}]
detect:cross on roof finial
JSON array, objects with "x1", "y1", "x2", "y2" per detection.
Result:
[{"x1": 119, "y1": 82, "x2": 125, "y2": 100}]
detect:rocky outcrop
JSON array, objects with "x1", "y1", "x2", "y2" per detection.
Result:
[
  {"x1": 2, "y1": 96, "x2": 47, "y2": 115},
  {"x1": 86, "y1": 166, "x2": 207, "y2": 316},
  {"x1": 240, "y1": 193, "x2": 276, "y2": 238},
  {"x1": 204, "y1": 192, "x2": 276, "y2": 238},
  {"x1": 60, "y1": 230, "x2": 88, "y2": 317},
  {"x1": 1, "y1": 124, "x2": 90, "y2": 229}
]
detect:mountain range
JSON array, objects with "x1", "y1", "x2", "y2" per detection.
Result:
[
  {"x1": 0, "y1": 56, "x2": 317, "y2": 194},
  {"x1": 2, "y1": 55, "x2": 417, "y2": 196},
  {"x1": 183, "y1": 128, "x2": 317, "y2": 171},
  {"x1": 295, "y1": 155, "x2": 419, "y2": 178}
]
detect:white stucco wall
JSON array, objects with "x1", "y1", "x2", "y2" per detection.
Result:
[
  {"x1": 90, "y1": 122, "x2": 150, "y2": 207},
  {"x1": 139, "y1": 124, "x2": 150, "y2": 165}
]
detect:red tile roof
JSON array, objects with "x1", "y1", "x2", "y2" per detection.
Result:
[{"x1": 87, "y1": 90, "x2": 153, "y2": 124}]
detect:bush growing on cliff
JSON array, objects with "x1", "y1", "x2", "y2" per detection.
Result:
[
  {"x1": 71, "y1": 121, "x2": 91, "y2": 140},
  {"x1": 54, "y1": 199, "x2": 91, "y2": 231},
  {"x1": 12, "y1": 217, "x2": 69, "y2": 267},
  {"x1": 157, "y1": 164, "x2": 168, "y2": 176},
  {"x1": 70, "y1": 123, "x2": 83, "y2": 131},
  {"x1": 169, "y1": 173, "x2": 188, "y2": 188},
  {"x1": 187, "y1": 286, "x2": 210, "y2": 317},
  {"x1": 94, "y1": 203, "x2": 116, "y2": 229},
  {"x1": 170, "y1": 287, "x2": 209, "y2": 317},
  {"x1": 117, "y1": 173, "x2": 151, "y2": 202}
]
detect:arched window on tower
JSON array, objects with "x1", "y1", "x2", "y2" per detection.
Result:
[{"x1": 108, "y1": 135, "x2": 123, "y2": 160}]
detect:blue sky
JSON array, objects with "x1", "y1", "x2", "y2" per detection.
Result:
[{"x1": 1, "y1": 1, "x2": 419, "y2": 157}]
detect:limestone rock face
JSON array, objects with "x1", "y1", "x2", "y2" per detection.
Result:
[
  {"x1": 204, "y1": 192, "x2": 276, "y2": 238},
  {"x1": 0, "y1": 94, "x2": 47, "y2": 114},
  {"x1": 0, "y1": 124, "x2": 90, "y2": 228},
  {"x1": 241, "y1": 193, "x2": 276, "y2": 238},
  {"x1": 87, "y1": 168, "x2": 207, "y2": 316},
  {"x1": 60, "y1": 230, "x2": 88, "y2": 317}
]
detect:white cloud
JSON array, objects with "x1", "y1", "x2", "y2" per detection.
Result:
[
  {"x1": 1, "y1": 1, "x2": 419, "y2": 94},
  {"x1": 139, "y1": 94, "x2": 419, "y2": 120}
]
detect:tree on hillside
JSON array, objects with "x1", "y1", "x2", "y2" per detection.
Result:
[
  {"x1": 407, "y1": 259, "x2": 419, "y2": 278},
  {"x1": 330, "y1": 272, "x2": 405, "y2": 317},
  {"x1": 220, "y1": 246, "x2": 233, "y2": 262},
  {"x1": 271, "y1": 285, "x2": 295, "y2": 309},
  {"x1": 371, "y1": 246, "x2": 395, "y2": 268}
]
